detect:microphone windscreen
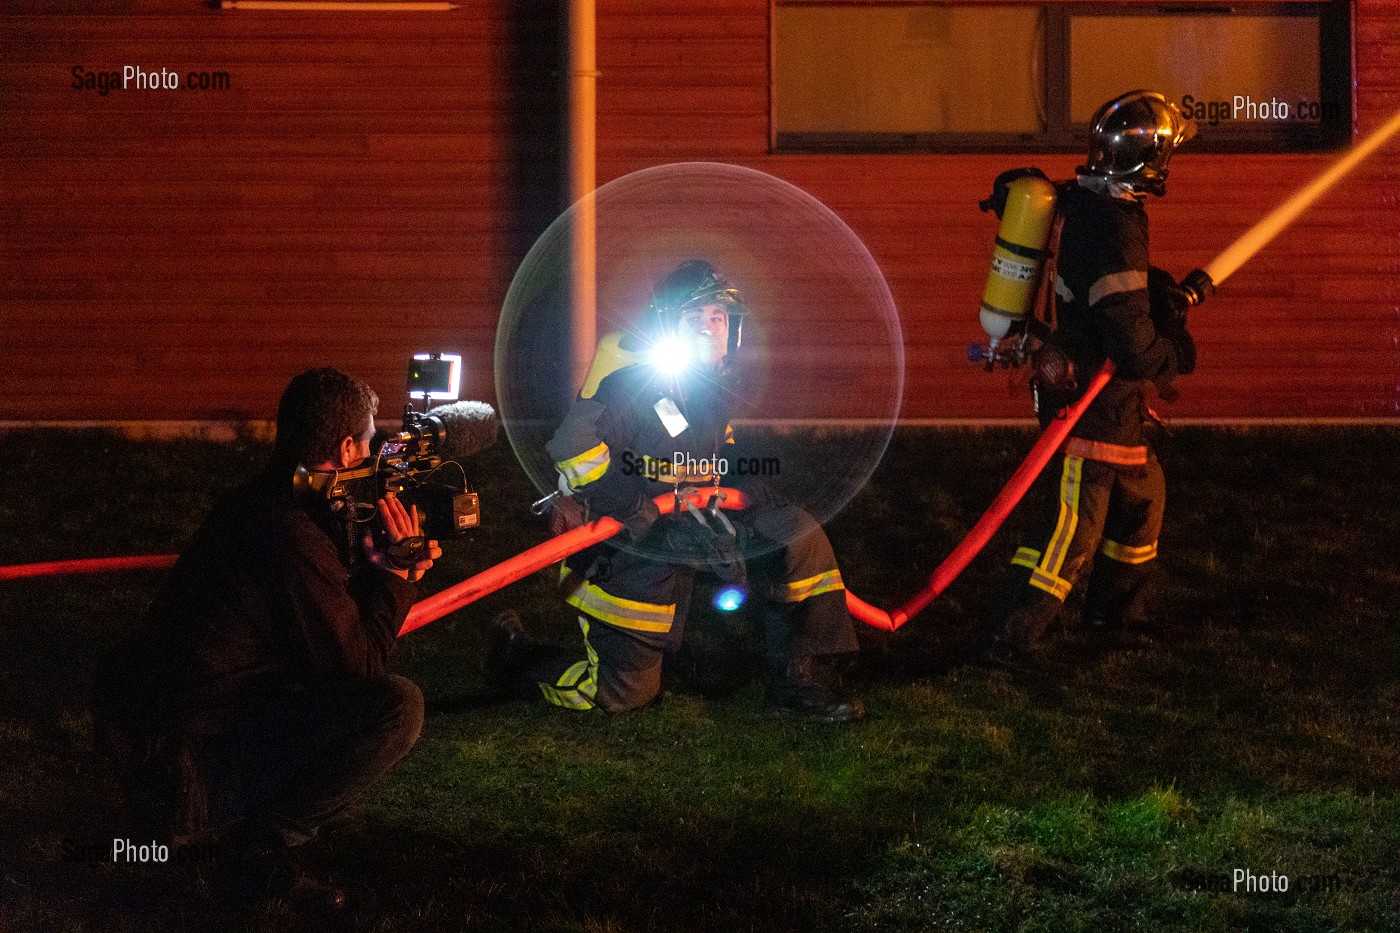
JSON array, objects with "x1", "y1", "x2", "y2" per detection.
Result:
[{"x1": 427, "y1": 400, "x2": 499, "y2": 461}]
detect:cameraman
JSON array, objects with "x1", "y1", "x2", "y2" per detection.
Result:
[{"x1": 94, "y1": 368, "x2": 439, "y2": 908}]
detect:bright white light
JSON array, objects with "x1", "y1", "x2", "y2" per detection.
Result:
[
  {"x1": 713, "y1": 586, "x2": 747, "y2": 612},
  {"x1": 647, "y1": 336, "x2": 692, "y2": 377},
  {"x1": 412, "y1": 352, "x2": 462, "y2": 400}
]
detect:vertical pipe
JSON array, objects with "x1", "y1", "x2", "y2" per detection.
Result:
[{"x1": 565, "y1": 0, "x2": 598, "y2": 393}]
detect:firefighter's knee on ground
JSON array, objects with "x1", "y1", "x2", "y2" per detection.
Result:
[{"x1": 593, "y1": 661, "x2": 663, "y2": 713}]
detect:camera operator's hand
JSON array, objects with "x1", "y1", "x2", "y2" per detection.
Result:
[{"x1": 363, "y1": 495, "x2": 441, "y2": 583}]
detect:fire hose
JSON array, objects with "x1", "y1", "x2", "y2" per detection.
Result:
[{"x1": 5, "y1": 108, "x2": 1399, "y2": 633}]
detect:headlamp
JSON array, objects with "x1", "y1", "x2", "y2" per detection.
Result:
[{"x1": 647, "y1": 334, "x2": 693, "y2": 377}]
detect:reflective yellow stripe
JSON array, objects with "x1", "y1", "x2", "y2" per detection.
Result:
[
  {"x1": 1064, "y1": 438, "x2": 1148, "y2": 466},
  {"x1": 581, "y1": 615, "x2": 599, "y2": 667},
  {"x1": 1028, "y1": 567, "x2": 1072, "y2": 601},
  {"x1": 1014, "y1": 546, "x2": 1071, "y2": 599},
  {"x1": 725, "y1": 423, "x2": 735, "y2": 445},
  {"x1": 1011, "y1": 547, "x2": 1042, "y2": 570},
  {"x1": 1041, "y1": 456, "x2": 1082, "y2": 579},
  {"x1": 538, "y1": 616, "x2": 599, "y2": 710},
  {"x1": 556, "y1": 659, "x2": 591, "y2": 688},
  {"x1": 555, "y1": 441, "x2": 610, "y2": 490},
  {"x1": 1101, "y1": 539, "x2": 1158, "y2": 564},
  {"x1": 1088, "y1": 269, "x2": 1148, "y2": 307},
  {"x1": 781, "y1": 569, "x2": 845, "y2": 603},
  {"x1": 561, "y1": 572, "x2": 675, "y2": 633},
  {"x1": 539, "y1": 680, "x2": 596, "y2": 710}
]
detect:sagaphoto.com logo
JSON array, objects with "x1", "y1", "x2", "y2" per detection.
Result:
[
  {"x1": 71, "y1": 65, "x2": 231, "y2": 96},
  {"x1": 1179, "y1": 93, "x2": 1340, "y2": 127}
]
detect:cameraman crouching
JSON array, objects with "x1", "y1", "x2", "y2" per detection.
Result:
[{"x1": 94, "y1": 368, "x2": 440, "y2": 910}]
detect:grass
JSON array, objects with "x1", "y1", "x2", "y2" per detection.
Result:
[{"x1": 1, "y1": 425, "x2": 1398, "y2": 932}]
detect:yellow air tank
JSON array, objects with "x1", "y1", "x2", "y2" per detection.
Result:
[
  {"x1": 979, "y1": 175, "x2": 1058, "y2": 355},
  {"x1": 579, "y1": 331, "x2": 640, "y2": 399}
]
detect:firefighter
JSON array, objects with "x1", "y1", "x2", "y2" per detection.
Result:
[
  {"x1": 507, "y1": 259, "x2": 863, "y2": 721},
  {"x1": 983, "y1": 90, "x2": 1207, "y2": 674}
]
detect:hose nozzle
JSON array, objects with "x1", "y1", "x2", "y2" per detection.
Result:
[{"x1": 1179, "y1": 268, "x2": 1216, "y2": 306}]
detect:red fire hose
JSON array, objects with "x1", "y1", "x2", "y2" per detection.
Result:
[
  {"x1": 0, "y1": 554, "x2": 178, "y2": 581},
  {"x1": 0, "y1": 364, "x2": 1111, "y2": 636},
  {"x1": 398, "y1": 487, "x2": 752, "y2": 636},
  {"x1": 855, "y1": 361, "x2": 1113, "y2": 630}
]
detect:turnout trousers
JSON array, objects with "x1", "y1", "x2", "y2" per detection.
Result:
[
  {"x1": 988, "y1": 441, "x2": 1165, "y2": 653},
  {"x1": 531, "y1": 503, "x2": 857, "y2": 712}
]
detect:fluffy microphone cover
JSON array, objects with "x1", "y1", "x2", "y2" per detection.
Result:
[{"x1": 426, "y1": 401, "x2": 499, "y2": 461}]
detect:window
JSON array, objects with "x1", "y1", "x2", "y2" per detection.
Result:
[{"x1": 772, "y1": 2, "x2": 1351, "y2": 153}]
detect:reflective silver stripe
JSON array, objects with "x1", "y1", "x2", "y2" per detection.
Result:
[
  {"x1": 1088, "y1": 270, "x2": 1148, "y2": 307},
  {"x1": 1054, "y1": 275, "x2": 1074, "y2": 303}
]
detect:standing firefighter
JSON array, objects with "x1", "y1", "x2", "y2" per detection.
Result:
[
  {"x1": 504, "y1": 260, "x2": 863, "y2": 720},
  {"x1": 983, "y1": 90, "x2": 1210, "y2": 674}
]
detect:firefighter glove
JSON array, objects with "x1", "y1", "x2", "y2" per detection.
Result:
[
  {"x1": 619, "y1": 498, "x2": 661, "y2": 542},
  {"x1": 1169, "y1": 327, "x2": 1197, "y2": 376},
  {"x1": 659, "y1": 506, "x2": 748, "y2": 584}
]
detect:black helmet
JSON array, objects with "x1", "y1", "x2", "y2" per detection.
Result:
[
  {"x1": 1079, "y1": 90, "x2": 1196, "y2": 196},
  {"x1": 646, "y1": 259, "x2": 747, "y2": 357}
]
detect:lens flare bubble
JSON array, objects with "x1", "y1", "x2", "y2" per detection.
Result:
[{"x1": 496, "y1": 162, "x2": 904, "y2": 560}]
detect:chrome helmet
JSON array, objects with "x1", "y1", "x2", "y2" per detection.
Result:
[
  {"x1": 645, "y1": 259, "x2": 747, "y2": 358},
  {"x1": 1079, "y1": 90, "x2": 1196, "y2": 196}
]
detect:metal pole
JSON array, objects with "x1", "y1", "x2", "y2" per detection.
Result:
[{"x1": 564, "y1": 0, "x2": 598, "y2": 394}]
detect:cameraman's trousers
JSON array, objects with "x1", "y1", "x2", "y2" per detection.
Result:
[
  {"x1": 986, "y1": 444, "x2": 1165, "y2": 653},
  {"x1": 530, "y1": 503, "x2": 857, "y2": 712}
]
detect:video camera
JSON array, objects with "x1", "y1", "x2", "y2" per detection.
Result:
[{"x1": 294, "y1": 354, "x2": 498, "y2": 564}]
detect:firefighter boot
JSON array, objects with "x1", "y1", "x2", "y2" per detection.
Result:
[
  {"x1": 979, "y1": 577, "x2": 1060, "y2": 679},
  {"x1": 766, "y1": 656, "x2": 864, "y2": 723},
  {"x1": 1083, "y1": 558, "x2": 1155, "y2": 634},
  {"x1": 484, "y1": 610, "x2": 552, "y2": 700}
]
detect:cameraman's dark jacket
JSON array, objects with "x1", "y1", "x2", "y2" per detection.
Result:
[
  {"x1": 97, "y1": 465, "x2": 417, "y2": 746},
  {"x1": 1043, "y1": 181, "x2": 1192, "y2": 447}
]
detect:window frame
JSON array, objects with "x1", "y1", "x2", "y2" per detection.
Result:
[{"x1": 769, "y1": 0, "x2": 1354, "y2": 154}]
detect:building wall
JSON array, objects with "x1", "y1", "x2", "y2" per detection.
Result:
[
  {"x1": 1, "y1": 0, "x2": 561, "y2": 422},
  {"x1": 2, "y1": 0, "x2": 1397, "y2": 422},
  {"x1": 594, "y1": 0, "x2": 1400, "y2": 420}
]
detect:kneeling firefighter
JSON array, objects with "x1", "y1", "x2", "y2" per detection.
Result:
[
  {"x1": 978, "y1": 90, "x2": 1211, "y2": 674},
  {"x1": 499, "y1": 260, "x2": 863, "y2": 721}
]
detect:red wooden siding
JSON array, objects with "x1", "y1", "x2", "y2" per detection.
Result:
[
  {"x1": 2, "y1": 0, "x2": 1397, "y2": 422},
  {"x1": 0, "y1": 1, "x2": 560, "y2": 421}
]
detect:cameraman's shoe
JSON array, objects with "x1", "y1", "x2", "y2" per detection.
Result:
[
  {"x1": 208, "y1": 824, "x2": 345, "y2": 915},
  {"x1": 766, "y1": 657, "x2": 864, "y2": 723}
]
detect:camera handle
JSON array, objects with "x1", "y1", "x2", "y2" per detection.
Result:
[{"x1": 383, "y1": 534, "x2": 428, "y2": 571}]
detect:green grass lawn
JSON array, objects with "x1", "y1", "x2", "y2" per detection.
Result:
[{"x1": 1, "y1": 426, "x2": 1398, "y2": 932}]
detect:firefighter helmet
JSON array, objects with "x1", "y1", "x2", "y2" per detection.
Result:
[
  {"x1": 646, "y1": 259, "x2": 747, "y2": 358},
  {"x1": 1079, "y1": 90, "x2": 1196, "y2": 196}
]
